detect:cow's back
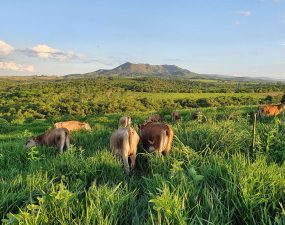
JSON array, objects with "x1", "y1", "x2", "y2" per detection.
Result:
[
  {"x1": 140, "y1": 123, "x2": 172, "y2": 152},
  {"x1": 54, "y1": 121, "x2": 90, "y2": 131}
]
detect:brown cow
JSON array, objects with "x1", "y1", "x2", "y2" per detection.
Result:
[
  {"x1": 258, "y1": 103, "x2": 285, "y2": 117},
  {"x1": 138, "y1": 122, "x2": 174, "y2": 155},
  {"x1": 54, "y1": 120, "x2": 91, "y2": 132},
  {"x1": 171, "y1": 111, "x2": 181, "y2": 122},
  {"x1": 118, "y1": 116, "x2": 131, "y2": 128},
  {"x1": 26, "y1": 128, "x2": 70, "y2": 153},
  {"x1": 147, "y1": 114, "x2": 163, "y2": 123},
  {"x1": 110, "y1": 127, "x2": 140, "y2": 173}
]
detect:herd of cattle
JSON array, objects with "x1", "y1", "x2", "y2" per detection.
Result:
[{"x1": 25, "y1": 102, "x2": 285, "y2": 173}]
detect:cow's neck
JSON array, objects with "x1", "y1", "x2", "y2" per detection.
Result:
[{"x1": 35, "y1": 133, "x2": 45, "y2": 144}]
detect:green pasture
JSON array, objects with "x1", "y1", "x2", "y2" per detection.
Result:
[{"x1": 0, "y1": 106, "x2": 285, "y2": 224}]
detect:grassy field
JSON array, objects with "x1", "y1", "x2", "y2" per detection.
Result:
[
  {"x1": 0, "y1": 106, "x2": 285, "y2": 224},
  {"x1": 130, "y1": 91, "x2": 283, "y2": 100}
]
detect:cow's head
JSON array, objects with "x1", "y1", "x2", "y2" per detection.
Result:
[
  {"x1": 26, "y1": 137, "x2": 37, "y2": 148},
  {"x1": 80, "y1": 123, "x2": 91, "y2": 131}
]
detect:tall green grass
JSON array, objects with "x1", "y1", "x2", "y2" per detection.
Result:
[{"x1": 1, "y1": 106, "x2": 284, "y2": 224}]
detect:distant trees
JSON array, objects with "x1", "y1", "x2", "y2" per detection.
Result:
[{"x1": 0, "y1": 77, "x2": 284, "y2": 122}]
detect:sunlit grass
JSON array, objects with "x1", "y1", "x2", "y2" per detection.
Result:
[{"x1": 1, "y1": 107, "x2": 285, "y2": 224}]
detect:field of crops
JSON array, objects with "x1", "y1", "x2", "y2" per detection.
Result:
[{"x1": 1, "y1": 106, "x2": 285, "y2": 224}]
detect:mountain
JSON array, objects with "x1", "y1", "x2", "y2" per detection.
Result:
[
  {"x1": 65, "y1": 62, "x2": 284, "y2": 82},
  {"x1": 66, "y1": 62, "x2": 199, "y2": 78}
]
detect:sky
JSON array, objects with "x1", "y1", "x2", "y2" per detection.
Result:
[{"x1": 0, "y1": 0, "x2": 284, "y2": 78}]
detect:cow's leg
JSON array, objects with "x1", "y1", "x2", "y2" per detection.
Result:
[
  {"x1": 64, "y1": 135, "x2": 70, "y2": 152},
  {"x1": 122, "y1": 153, "x2": 130, "y2": 174},
  {"x1": 130, "y1": 154, "x2": 136, "y2": 170},
  {"x1": 59, "y1": 134, "x2": 65, "y2": 154}
]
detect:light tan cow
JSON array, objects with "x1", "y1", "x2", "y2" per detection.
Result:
[
  {"x1": 138, "y1": 122, "x2": 173, "y2": 155},
  {"x1": 258, "y1": 103, "x2": 285, "y2": 117},
  {"x1": 54, "y1": 120, "x2": 91, "y2": 132},
  {"x1": 26, "y1": 128, "x2": 70, "y2": 153},
  {"x1": 110, "y1": 127, "x2": 140, "y2": 173},
  {"x1": 171, "y1": 111, "x2": 181, "y2": 122},
  {"x1": 147, "y1": 114, "x2": 163, "y2": 123},
  {"x1": 118, "y1": 116, "x2": 131, "y2": 128}
]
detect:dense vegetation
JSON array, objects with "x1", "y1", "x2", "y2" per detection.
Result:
[
  {"x1": 0, "y1": 77, "x2": 285, "y2": 224},
  {"x1": 0, "y1": 77, "x2": 284, "y2": 123},
  {"x1": 0, "y1": 107, "x2": 285, "y2": 224}
]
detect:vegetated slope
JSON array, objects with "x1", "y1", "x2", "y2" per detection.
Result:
[
  {"x1": 65, "y1": 62, "x2": 285, "y2": 82},
  {"x1": 68, "y1": 62, "x2": 198, "y2": 78},
  {"x1": 0, "y1": 107, "x2": 285, "y2": 224}
]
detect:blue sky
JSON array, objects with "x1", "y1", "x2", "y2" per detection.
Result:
[{"x1": 0, "y1": 0, "x2": 284, "y2": 78}]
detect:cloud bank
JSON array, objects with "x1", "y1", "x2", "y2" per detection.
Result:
[{"x1": 0, "y1": 61, "x2": 34, "y2": 72}]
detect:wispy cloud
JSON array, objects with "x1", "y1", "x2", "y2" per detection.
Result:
[
  {"x1": 0, "y1": 61, "x2": 34, "y2": 72},
  {"x1": 234, "y1": 21, "x2": 241, "y2": 26},
  {"x1": 0, "y1": 40, "x2": 14, "y2": 55},
  {"x1": 19, "y1": 44, "x2": 82, "y2": 61},
  {"x1": 235, "y1": 11, "x2": 252, "y2": 17}
]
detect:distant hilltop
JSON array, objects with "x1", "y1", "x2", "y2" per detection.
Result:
[
  {"x1": 66, "y1": 62, "x2": 284, "y2": 82},
  {"x1": 67, "y1": 62, "x2": 198, "y2": 78}
]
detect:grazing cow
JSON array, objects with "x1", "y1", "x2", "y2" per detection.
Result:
[
  {"x1": 258, "y1": 103, "x2": 285, "y2": 117},
  {"x1": 118, "y1": 116, "x2": 131, "y2": 128},
  {"x1": 147, "y1": 114, "x2": 163, "y2": 123},
  {"x1": 138, "y1": 122, "x2": 174, "y2": 155},
  {"x1": 54, "y1": 120, "x2": 91, "y2": 132},
  {"x1": 171, "y1": 111, "x2": 181, "y2": 122},
  {"x1": 110, "y1": 127, "x2": 140, "y2": 173},
  {"x1": 26, "y1": 128, "x2": 70, "y2": 153}
]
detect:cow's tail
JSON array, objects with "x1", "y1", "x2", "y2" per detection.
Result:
[
  {"x1": 158, "y1": 130, "x2": 167, "y2": 153},
  {"x1": 63, "y1": 130, "x2": 70, "y2": 151},
  {"x1": 164, "y1": 126, "x2": 174, "y2": 154},
  {"x1": 128, "y1": 127, "x2": 135, "y2": 153}
]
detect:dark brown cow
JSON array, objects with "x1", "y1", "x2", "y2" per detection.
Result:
[
  {"x1": 110, "y1": 127, "x2": 140, "y2": 173},
  {"x1": 171, "y1": 111, "x2": 181, "y2": 122},
  {"x1": 147, "y1": 114, "x2": 164, "y2": 123},
  {"x1": 258, "y1": 103, "x2": 285, "y2": 117},
  {"x1": 138, "y1": 122, "x2": 173, "y2": 155},
  {"x1": 26, "y1": 128, "x2": 70, "y2": 153}
]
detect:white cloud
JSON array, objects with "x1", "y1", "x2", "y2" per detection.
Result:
[
  {"x1": 0, "y1": 61, "x2": 34, "y2": 72},
  {"x1": 279, "y1": 42, "x2": 285, "y2": 46},
  {"x1": 32, "y1": 44, "x2": 57, "y2": 58},
  {"x1": 30, "y1": 44, "x2": 80, "y2": 61},
  {"x1": 235, "y1": 11, "x2": 252, "y2": 17},
  {"x1": 0, "y1": 40, "x2": 14, "y2": 55}
]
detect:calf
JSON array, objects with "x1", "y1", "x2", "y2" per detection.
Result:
[
  {"x1": 54, "y1": 120, "x2": 91, "y2": 132},
  {"x1": 26, "y1": 128, "x2": 70, "y2": 153},
  {"x1": 171, "y1": 111, "x2": 181, "y2": 122},
  {"x1": 258, "y1": 103, "x2": 285, "y2": 117},
  {"x1": 138, "y1": 122, "x2": 173, "y2": 155},
  {"x1": 147, "y1": 114, "x2": 163, "y2": 123},
  {"x1": 110, "y1": 127, "x2": 140, "y2": 173},
  {"x1": 118, "y1": 116, "x2": 131, "y2": 128}
]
